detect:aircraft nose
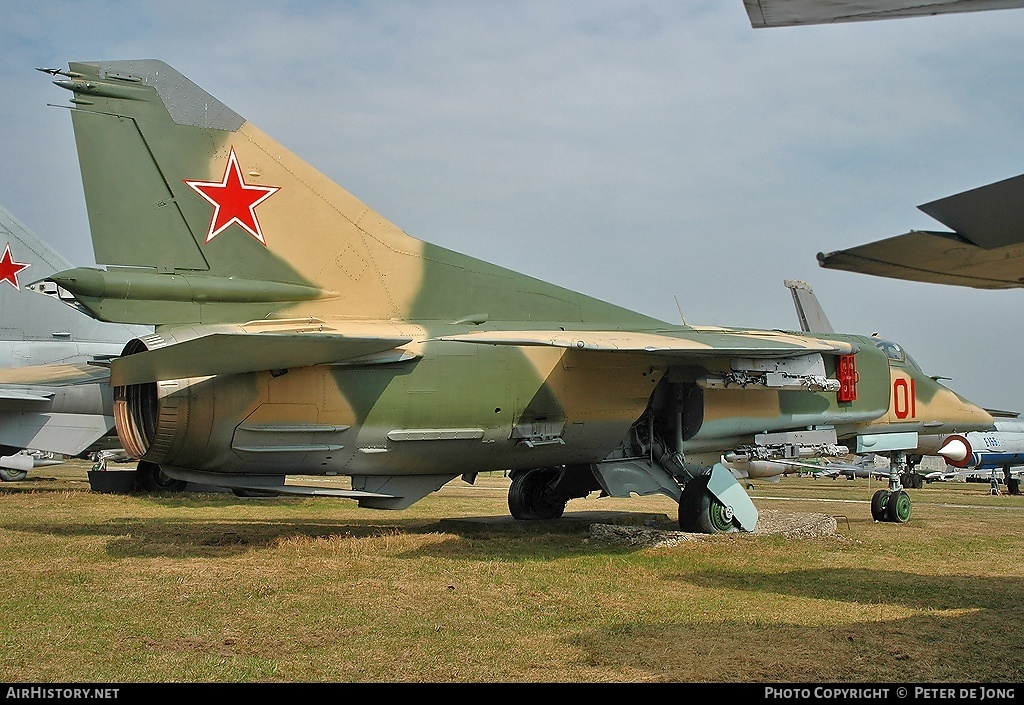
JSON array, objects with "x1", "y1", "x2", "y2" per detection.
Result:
[{"x1": 937, "y1": 438, "x2": 967, "y2": 461}]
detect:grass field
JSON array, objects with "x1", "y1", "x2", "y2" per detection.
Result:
[{"x1": 0, "y1": 460, "x2": 1022, "y2": 683}]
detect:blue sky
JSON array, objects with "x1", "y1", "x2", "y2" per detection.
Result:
[{"x1": 2, "y1": 1, "x2": 1024, "y2": 411}]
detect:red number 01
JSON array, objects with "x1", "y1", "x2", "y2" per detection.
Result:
[{"x1": 893, "y1": 378, "x2": 916, "y2": 419}]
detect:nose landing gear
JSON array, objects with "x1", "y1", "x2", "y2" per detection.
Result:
[{"x1": 871, "y1": 451, "x2": 912, "y2": 523}]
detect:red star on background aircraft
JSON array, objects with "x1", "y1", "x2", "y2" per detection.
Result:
[
  {"x1": 183, "y1": 148, "x2": 280, "y2": 245},
  {"x1": 0, "y1": 244, "x2": 30, "y2": 289}
]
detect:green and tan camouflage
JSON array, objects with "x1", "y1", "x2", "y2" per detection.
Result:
[{"x1": 29, "y1": 59, "x2": 994, "y2": 531}]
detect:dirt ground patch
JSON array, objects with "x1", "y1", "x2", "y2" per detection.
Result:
[{"x1": 589, "y1": 508, "x2": 838, "y2": 547}]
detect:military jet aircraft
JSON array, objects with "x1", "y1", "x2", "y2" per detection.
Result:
[
  {"x1": 0, "y1": 204, "x2": 153, "y2": 481},
  {"x1": 22, "y1": 59, "x2": 996, "y2": 532},
  {"x1": 743, "y1": 0, "x2": 1024, "y2": 27}
]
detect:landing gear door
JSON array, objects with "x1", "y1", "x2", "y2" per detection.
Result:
[{"x1": 707, "y1": 463, "x2": 759, "y2": 532}]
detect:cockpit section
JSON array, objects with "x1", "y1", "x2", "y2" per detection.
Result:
[{"x1": 871, "y1": 337, "x2": 922, "y2": 371}]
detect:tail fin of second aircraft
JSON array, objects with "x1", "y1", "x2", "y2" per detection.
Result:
[
  {"x1": 47, "y1": 60, "x2": 661, "y2": 328},
  {"x1": 0, "y1": 204, "x2": 147, "y2": 344}
]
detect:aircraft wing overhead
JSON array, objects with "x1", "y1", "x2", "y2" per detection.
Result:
[
  {"x1": 817, "y1": 230, "x2": 1024, "y2": 288},
  {"x1": 743, "y1": 0, "x2": 1024, "y2": 27},
  {"x1": 818, "y1": 172, "x2": 1024, "y2": 288},
  {"x1": 437, "y1": 327, "x2": 857, "y2": 357},
  {"x1": 111, "y1": 332, "x2": 413, "y2": 386}
]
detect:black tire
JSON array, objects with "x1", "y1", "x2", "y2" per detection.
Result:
[
  {"x1": 886, "y1": 489, "x2": 912, "y2": 523},
  {"x1": 231, "y1": 488, "x2": 280, "y2": 498},
  {"x1": 0, "y1": 468, "x2": 28, "y2": 482},
  {"x1": 870, "y1": 489, "x2": 891, "y2": 521},
  {"x1": 137, "y1": 461, "x2": 187, "y2": 492},
  {"x1": 678, "y1": 475, "x2": 736, "y2": 534},
  {"x1": 508, "y1": 467, "x2": 566, "y2": 520}
]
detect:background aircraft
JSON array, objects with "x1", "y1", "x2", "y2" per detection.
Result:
[
  {"x1": 745, "y1": 2, "x2": 1024, "y2": 290},
  {"x1": 0, "y1": 205, "x2": 154, "y2": 482},
  {"x1": 743, "y1": 0, "x2": 1024, "y2": 27},
  {"x1": 916, "y1": 418, "x2": 1024, "y2": 493},
  {"x1": 23, "y1": 59, "x2": 997, "y2": 532},
  {"x1": 817, "y1": 173, "x2": 1024, "y2": 289}
]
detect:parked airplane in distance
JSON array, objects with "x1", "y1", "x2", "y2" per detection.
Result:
[
  {"x1": 917, "y1": 418, "x2": 1024, "y2": 493},
  {"x1": 0, "y1": 205, "x2": 151, "y2": 482}
]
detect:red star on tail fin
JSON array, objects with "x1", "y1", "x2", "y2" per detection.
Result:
[
  {"x1": 184, "y1": 148, "x2": 280, "y2": 246},
  {"x1": 0, "y1": 244, "x2": 30, "y2": 290}
]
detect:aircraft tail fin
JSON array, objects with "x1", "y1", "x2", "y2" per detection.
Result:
[
  {"x1": 784, "y1": 279, "x2": 834, "y2": 334},
  {"x1": 47, "y1": 60, "x2": 661, "y2": 328}
]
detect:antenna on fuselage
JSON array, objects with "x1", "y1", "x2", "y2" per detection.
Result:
[{"x1": 674, "y1": 295, "x2": 687, "y2": 325}]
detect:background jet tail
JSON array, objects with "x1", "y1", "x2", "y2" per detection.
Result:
[{"x1": 0, "y1": 204, "x2": 146, "y2": 346}]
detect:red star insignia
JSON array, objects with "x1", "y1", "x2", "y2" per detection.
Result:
[
  {"x1": 183, "y1": 147, "x2": 280, "y2": 246},
  {"x1": 0, "y1": 244, "x2": 30, "y2": 290}
]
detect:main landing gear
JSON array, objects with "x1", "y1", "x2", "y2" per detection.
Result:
[
  {"x1": 678, "y1": 464, "x2": 759, "y2": 533},
  {"x1": 870, "y1": 451, "x2": 912, "y2": 523},
  {"x1": 136, "y1": 460, "x2": 188, "y2": 492},
  {"x1": 507, "y1": 463, "x2": 759, "y2": 534},
  {"x1": 508, "y1": 466, "x2": 572, "y2": 520},
  {"x1": 679, "y1": 474, "x2": 736, "y2": 533}
]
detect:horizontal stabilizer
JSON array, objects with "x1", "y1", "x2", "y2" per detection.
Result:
[
  {"x1": 0, "y1": 411, "x2": 113, "y2": 456},
  {"x1": 232, "y1": 484, "x2": 396, "y2": 500},
  {"x1": 112, "y1": 332, "x2": 412, "y2": 385},
  {"x1": 0, "y1": 362, "x2": 111, "y2": 387},
  {"x1": 0, "y1": 389, "x2": 55, "y2": 403},
  {"x1": 152, "y1": 465, "x2": 398, "y2": 500},
  {"x1": 436, "y1": 327, "x2": 855, "y2": 357}
]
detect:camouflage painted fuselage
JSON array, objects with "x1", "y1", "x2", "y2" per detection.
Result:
[{"x1": 41, "y1": 60, "x2": 992, "y2": 505}]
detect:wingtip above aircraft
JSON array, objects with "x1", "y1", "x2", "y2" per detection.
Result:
[
  {"x1": 32, "y1": 59, "x2": 997, "y2": 530},
  {"x1": 817, "y1": 172, "x2": 1024, "y2": 289},
  {"x1": 743, "y1": 0, "x2": 1024, "y2": 27}
]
